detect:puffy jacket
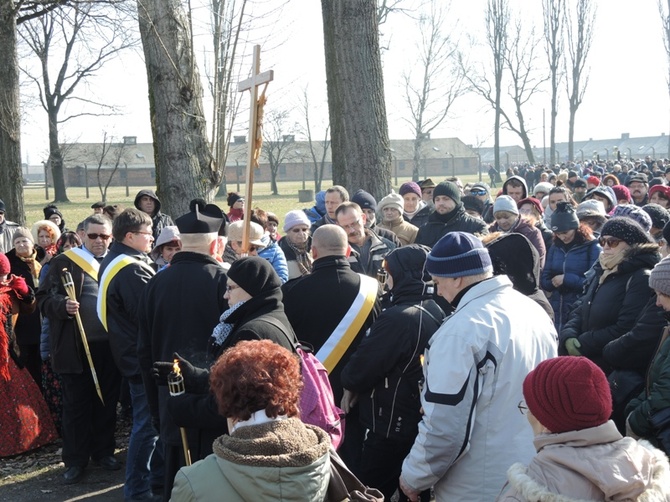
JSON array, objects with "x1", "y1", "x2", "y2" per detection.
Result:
[
  {"x1": 497, "y1": 422, "x2": 670, "y2": 501},
  {"x1": 415, "y1": 204, "x2": 488, "y2": 248},
  {"x1": 377, "y1": 216, "x2": 418, "y2": 246},
  {"x1": 341, "y1": 245, "x2": 445, "y2": 440},
  {"x1": 258, "y1": 236, "x2": 289, "y2": 284},
  {"x1": 540, "y1": 236, "x2": 601, "y2": 332},
  {"x1": 559, "y1": 243, "x2": 660, "y2": 372}
]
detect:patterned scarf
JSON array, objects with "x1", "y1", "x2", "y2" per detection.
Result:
[
  {"x1": 210, "y1": 300, "x2": 247, "y2": 348},
  {"x1": 18, "y1": 249, "x2": 41, "y2": 286},
  {"x1": 285, "y1": 237, "x2": 312, "y2": 276}
]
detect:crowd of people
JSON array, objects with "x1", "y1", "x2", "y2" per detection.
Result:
[{"x1": 1, "y1": 156, "x2": 670, "y2": 501}]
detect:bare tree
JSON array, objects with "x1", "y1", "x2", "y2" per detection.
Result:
[
  {"x1": 659, "y1": 0, "x2": 670, "y2": 158},
  {"x1": 564, "y1": 0, "x2": 596, "y2": 161},
  {"x1": 262, "y1": 109, "x2": 295, "y2": 196},
  {"x1": 321, "y1": 0, "x2": 391, "y2": 201},
  {"x1": 20, "y1": 2, "x2": 134, "y2": 202},
  {"x1": 499, "y1": 22, "x2": 548, "y2": 165},
  {"x1": 92, "y1": 132, "x2": 127, "y2": 203},
  {"x1": 296, "y1": 88, "x2": 330, "y2": 192},
  {"x1": 402, "y1": 1, "x2": 465, "y2": 181},
  {"x1": 543, "y1": 0, "x2": 563, "y2": 164},
  {"x1": 137, "y1": 0, "x2": 218, "y2": 218}
]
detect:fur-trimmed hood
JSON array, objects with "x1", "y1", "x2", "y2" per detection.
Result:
[{"x1": 497, "y1": 424, "x2": 670, "y2": 501}]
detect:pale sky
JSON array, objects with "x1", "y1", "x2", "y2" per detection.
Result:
[{"x1": 19, "y1": 0, "x2": 670, "y2": 165}]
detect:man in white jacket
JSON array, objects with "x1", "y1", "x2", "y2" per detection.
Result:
[{"x1": 399, "y1": 232, "x2": 557, "y2": 501}]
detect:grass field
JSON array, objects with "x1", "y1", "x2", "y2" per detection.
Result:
[{"x1": 23, "y1": 173, "x2": 486, "y2": 229}]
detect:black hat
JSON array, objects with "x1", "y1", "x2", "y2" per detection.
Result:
[
  {"x1": 626, "y1": 174, "x2": 648, "y2": 186},
  {"x1": 226, "y1": 192, "x2": 244, "y2": 207},
  {"x1": 227, "y1": 256, "x2": 281, "y2": 297},
  {"x1": 600, "y1": 217, "x2": 652, "y2": 245},
  {"x1": 573, "y1": 178, "x2": 587, "y2": 189},
  {"x1": 43, "y1": 204, "x2": 63, "y2": 220},
  {"x1": 568, "y1": 171, "x2": 578, "y2": 178},
  {"x1": 642, "y1": 203, "x2": 670, "y2": 230},
  {"x1": 551, "y1": 202, "x2": 579, "y2": 232},
  {"x1": 91, "y1": 201, "x2": 105, "y2": 209},
  {"x1": 175, "y1": 199, "x2": 225, "y2": 234},
  {"x1": 418, "y1": 178, "x2": 436, "y2": 189},
  {"x1": 352, "y1": 189, "x2": 377, "y2": 211},
  {"x1": 433, "y1": 181, "x2": 461, "y2": 204},
  {"x1": 462, "y1": 195, "x2": 485, "y2": 216}
]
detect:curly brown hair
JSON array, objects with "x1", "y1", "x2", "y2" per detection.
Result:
[{"x1": 209, "y1": 340, "x2": 302, "y2": 421}]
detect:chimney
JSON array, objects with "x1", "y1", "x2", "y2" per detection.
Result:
[{"x1": 620, "y1": 133, "x2": 630, "y2": 140}]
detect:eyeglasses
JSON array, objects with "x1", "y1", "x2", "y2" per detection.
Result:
[
  {"x1": 518, "y1": 400, "x2": 528, "y2": 415},
  {"x1": 87, "y1": 233, "x2": 111, "y2": 241},
  {"x1": 340, "y1": 218, "x2": 362, "y2": 231},
  {"x1": 599, "y1": 237, "x2": 623, "y2": 248},
  {"x1": 470, "y1": 190, "x2": 487, "y2": 196},
  {"x1": 225, "y1": 284, "x2": 239, "y2": 292},
  {"x1": 133, "y1": 231, "x2": 154, "y2": 237}
]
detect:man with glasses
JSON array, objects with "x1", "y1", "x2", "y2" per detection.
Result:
[
  {"x1": 0, "y1": 198, "x2": 19, "y2": 254},
  {"x1": 335, "y1": 201, "x2": 392, "y2": 278},
  {"x1": 138, "y1": 200, "x2": 228, "y2": 500},
  {"x1": 37, "y1": 214, "x2": 120, "y2": 486},
  {"x1": 98, "y1": 208, "x2": 161, "y2": 501}
]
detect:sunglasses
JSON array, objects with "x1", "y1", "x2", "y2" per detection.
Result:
[
  {"x1": 599, "y1": 237, "x2": 622, "y2": 248},
  {"x1": 87, "y1": 233, "x2": 111, "y2": 241},
  {"x1": 470, "y1": 189, "x2": 487, "y2": 196}
]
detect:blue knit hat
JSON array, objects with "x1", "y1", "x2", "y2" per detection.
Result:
[{"x1": 426, "y1": 232, "x2": 492, "y2": 278}]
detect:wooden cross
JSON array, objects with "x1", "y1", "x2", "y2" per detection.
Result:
[{"x1": 237, "y1": 45, "x2": 274, "y2": 254}]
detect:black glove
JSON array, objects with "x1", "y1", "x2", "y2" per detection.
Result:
[{"x1": 151, "y1": 352, "x2": 209, "y2": 394}]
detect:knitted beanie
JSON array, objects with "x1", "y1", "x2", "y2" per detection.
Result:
[
  {"x1": 352, "y1": 189, "x2": 377, "y2": 212},
  {"x1": 649, "y1": 257, "x2": 670, "y2": 296},
  {"x1": 0, "y1": 253, "x2": 10, "y2": 275},
  {"x1": 227, "y1": 192, "x2": 243, "y2": 207},
  {"x1": 551, "y1": 202, "x2": 579, "y2": 232},
  {"x1": 227, "y1": 256, "x2": 281, "y2": 297},
  {"x1": 433, "y1": 182, "x2": 461, "y2": 204},
  {"x1": 573, "y1": 178, "x2": 587, "y2": 189},
  {"x1": 13, "y1": 227, "x2": 33, "y2": 244},
  {"x1": 523, "y1": 356, "x2": 612, "y2": 434},
  {"x1": 533, "y1": 182, "x2": 554, "y2": 197},
  {"x1": 587, "y1": 176, "x2": 601, "y2": 186},
  {"x1": 43, "y1": 204, "x2": 63, "y2": 220},
  {"x1": 576, "y1": 199, "x2": 606, "y2": 219},
  {"x1": 493, "y1": 195, "x2": 519, "y2": 215},
  {"x1": 517, "y1": 197, "x2": 543, "y2": 216},
  {"x1": 649, "y1": 184, "x2": 670, "y2": 201},
  {"x1": 611, "y1": 205, "x2": 653, "y2": 232},
  {"x1": 426, "y1": 232, "x2": 492, "y2": 278},
  {"x1": 472, "y1": 182, "x2": 490, "y2": 193},
  {"x1": 642, "y1": 203, "x2": 670, "y2": 230},
  {"x1": 283, "y1": 210, "x2": 311, "y2": 232},
  {"x1": 462, "y1": 195, "x2": 485, "y2": 216},
  {"x1": 399, "y1": 182, "x2": 422, "y2": 198},
  {"x1": 611, "y1": 185, "x2": 631, "y2": 203},
  {"x1": 600, "y1": 217, "x2": 652, "y2": 245},
  {"x1": 378, "y1": 192, "x2": 404, "y2": 214}
]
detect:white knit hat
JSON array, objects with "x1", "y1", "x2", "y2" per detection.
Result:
[
  {"x1": 283, "y1": 210, "x2": 311, "y2": 232},
  {"x1": 378, "y1": 192, "x2": 404, "y2": 214}
]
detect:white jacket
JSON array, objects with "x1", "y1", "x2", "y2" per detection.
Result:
[{"x1": 401, "y1": 275, "x2": 558, "y2": 501}]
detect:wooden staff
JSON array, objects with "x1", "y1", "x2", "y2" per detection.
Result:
[{"x1": 61, "y1": 269, "x2": 104, "y2": 405}]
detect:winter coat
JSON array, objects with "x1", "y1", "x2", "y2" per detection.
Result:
[
  {"x1": 171, "y1": 418, "x2": 331, "y2": 502},
  {"x1": 282, "y1": 255, "x2": 381, "y2": 403},
  {"x1": 341, "y1": 246, "x2": 445, "y2": 440},
  {"x1": 502, "y1": 175, "x2": 529, "y2": 199},
  {"x1": 536, "y1": 220, "x2": 554, "y2": 252},
  {"x1": 134, "y1": 189, "x2": 174, "y2": 241},
  {"x1": 414, "y1": 204, "x2": 489, "y2": 248},
  {"x1": 540, "y1": 236, "x2": 601, "y2": 332},
  {"x1": 559, "y1": 244, "x2": 660, "y2": 372},
  {"x1": 490, "y1": 217, "x2": 546, "y2": 268},
  {"x1": 377, "y1": 216, "x2": 418, "y2": 246},
  {"x1": 137, "y1": 251, "x2": 228, "y2": 448},
  {"x1": 626, "y1": 329, "x2": 670, "y2": 450},
  {"x1": 7, "y1": 247, "x2": 45, "y2": 345},
  {"x1": 348, "y1": 229, "x2": 393, "y2": 278},
  {"x1": 497, "y1": 422, "x2": 670, "y2": 501},
  {"x1": 279, "y1": 235, "x2": 312, "y2": 282},
  {"x1": 0, "y1": 220, "x2": 19, "y2": 254},
  {"x1": 401, "y1": 275, "x2": 558, "y2": 501},
  {"x1": 403, "y1": 202, "x2": 433, "y2": 229},
  {"x1": 258, "y1": 236, "x2": 289, "y2": 284}
]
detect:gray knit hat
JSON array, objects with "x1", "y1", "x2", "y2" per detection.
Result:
[
  {"x1": 649, "y1": 257, "x2": 670, "y2": 296},
  {"x1": 378, "y1": 192, "x2": 404, "y2": 214},
  {"x1": 493, "y1": 195, "x2": 519, "y2": 215}
]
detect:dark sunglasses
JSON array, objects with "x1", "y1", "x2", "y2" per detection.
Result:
[
  {"x1": 87, "y1": 233, "x2": 111, "y2": 241},
  {"x1": 470, "y1": 189, "x2": 487, "y2": 196},
  {"x1": 599, "y1": 237, "x2": 622, "y2": 248}
]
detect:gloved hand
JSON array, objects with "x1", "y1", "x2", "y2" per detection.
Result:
[
  {"x1": 564, "y1": 338, "x2": 582, "y2": 356},
  {"x1": 8, "y1": 275, "x2": 29, "y2": 297},
  {"x1": 152, "y1": 352, "x2": 209, "y2": 393}
]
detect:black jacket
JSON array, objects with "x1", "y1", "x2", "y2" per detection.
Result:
[
  {"x1": 282, "y1": 255, "x2": 381, "y2": 403},
  {"x1": 403, "y1": 203, "x2": 433, "y2": 229},
  {"x1": 99, "y1": 240, "x2": 155, "y2": 378},
  {"x1": 414, "y1": 204, "x2": 489, "y2": 248},
  {"x1": 7, "y1": 247, "x2": 44, "y2": 345},
  {"x1": 341, "y1": 266, "x2": 444, "y2": 439},
  {"x1": 559, "y1": 243, "x2": 660, "y2": 372}
]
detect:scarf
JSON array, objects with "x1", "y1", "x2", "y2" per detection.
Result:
[
  {"x1": 0, "y1": 286, "x2": 14, "y2": 380},
  {"x1": 230, "y1": 409, "x2": 288, "y2": 434},
  {"x1": 404, "y1": 200, "x2": 426, "y2": 220},
  {"x1": 598, "y1": 248, "x2": 627, "y2": 285},
  {"x1": 210, "y1": 300, "x2": 247, "y2": 348},
  {"x1": 227, "y1": 208, "x2": 244, "y2": 222},
  {"x1": 18, "y1": 249, "x2": 41, "y2": 286},
  {"x1": 285, "y1": 237, "x2": 312, "y2": 276}
]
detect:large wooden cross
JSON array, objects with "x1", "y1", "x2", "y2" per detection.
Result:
[{"x1": 237, "y1": 45, "x2": 274, "y2": 254}]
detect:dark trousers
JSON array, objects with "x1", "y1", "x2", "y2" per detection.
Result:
[
  {"x1": 60, "y1": 342, "x2": 121, "y2": 467},
  {"x1": 360, "y1": 430, "x2": 430, "y2": 502},
  {"x1": 338, "y1": 405, "x2": 365, "y2": 477}
]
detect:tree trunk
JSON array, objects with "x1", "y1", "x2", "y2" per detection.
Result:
[
  {"x1": 412, "y1": 137, "x2": 422, "y2": 181},
  {"x1": 568, "y1": 106, "x2": 576, "y2": 162},
  {"x1": 0, "y1": 1, "x2": 25, "y2": 224},
  {"x1": 48, "y1": 108, "x2": 69, "y2": 202},
  {"x1": 137, "y1": 0, "x2": 218, "y2": 218},
  {"x1": 321, "y1": 0, "x2": 391, "y2": 201}
]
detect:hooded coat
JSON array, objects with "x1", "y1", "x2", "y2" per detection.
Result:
[
  {"x1": 502, "y1": 175, "x2": 529, "y2": 199},
  {"x1": 134, "y1": 189, "x2": 174, "y2": 240}
]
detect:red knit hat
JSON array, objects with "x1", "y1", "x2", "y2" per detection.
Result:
[
  {"x1": 523, "y1": 356, "x2": 612, "y2": 433},
  {"x1": 587, "y1": 176, "x2": 601, "y2": 187},
  {"x1": 0, "y1": 253, "x2": 10, "y2": 276},
  {"x1": 517, "y1": 197, "x2": 543, "y2": 215}
]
